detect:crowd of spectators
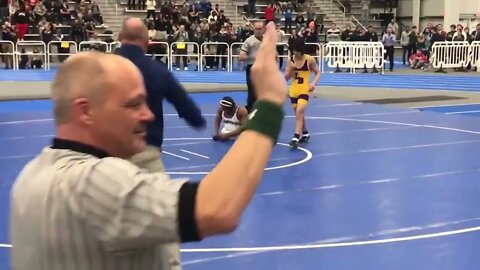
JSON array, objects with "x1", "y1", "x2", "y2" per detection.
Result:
[{"x1": 0, "y1": 0, "x2": 109, "y2": 68}]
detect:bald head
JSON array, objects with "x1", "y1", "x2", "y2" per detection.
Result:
[
  {"x1": 119, "y1": 18, "x2": 149, "y2": 44},
  {"x1": 51, "y1": 51, "x2": 142, "y2": 125}
]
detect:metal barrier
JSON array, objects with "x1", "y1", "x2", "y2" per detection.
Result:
[
  {"x1": 229, "y1": 42, "x2": 292, "y2": 72},
  {"x1": 46, "y1": 41, "x2": 77, "y2": 70},
  {"x1": 109, "y1": 41, "x2": 122, "y2": 53},
  {"x1": 0, "y1": 41, "x2": 16, "y2": 70},
  {"x1": 200, "y1": 42, "x2": 230, "y2": 72},
  {"x1": 276, "y1": 42, "x2": 290, "y2": 70},
  {"x1": 78, "y1": 41, "x2": 109, "y2": 52},
  {"x1": 16, "y1": 41, "x2": 47, "y2": 70},
  {"x1": 229, "y1": 42, "x2": 245, "y2": 72},
  {"x1": 170, "y1": 42, "x2": 199, "y2": 71},
  {"x1": 350, "y1": 42, "x2": 385, "y2": 73},
  {"x1": 323, "y1": 42, "x2": 385, "y2": 73},
  {"x1": 146, "y1": 41, "x2": 169, "y2": 65},
  {"x1": 430, "y1": 41, "x2": 471, "y2": 71},
  {"x1": 470, "y1": 41, "x2": 480, "y2": 70},
  {"x1": 305, "y1": 42, "x2": 321, "y2": 70}
]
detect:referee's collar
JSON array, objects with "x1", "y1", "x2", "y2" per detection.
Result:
[{"x1": 51, "y1": 138, "x2": 110, "y2": 159}]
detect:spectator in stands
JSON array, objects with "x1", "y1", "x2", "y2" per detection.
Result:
[
  {"x1": 409, "y1": 49, "x2": 427, "y2": 70},
  {"x1": 128, "y1": 0, "x2": 136, "y2": 10},
  {"x1": 382, "y1": 26, "x2": 395, "y2": 71},
  {"x1": 240, "y1": 22, "x2": 253, "y2": 42},
  {"x1": 305, "y1": 3, "x2": 315, "y2": 26},
  {"x1": 138, "y1": 0, "x2": 145, "y2": 10},
  {"x1": 207, "y1": 9, "x2": 217, "y2": 23},
  {"x1": 401, "y1": 26, "x2": 410, "y2": 65},
  {"x1": 216, "y1": 9, "x2": 227, "y2": 28},
  {"x1": 59, "y1": 0, "x2": 70, "y2": 24},
  {"x1": 174, "y1": 24, "x2": 189, "y2": 70},
  {"x1": 91, "y1": 1, "x2": 103, "y2": 26},
  {"x1": 472, "y1": 23, "x2": 480, "y2": 41},
  {"x1": 407, "y1": 26, "x2": 418, "y2": 58},
  {"x1": 247, "y1": 0, "x2": 256, "y2": 18},
  {"x1": 41, "y1": 21, "x2": 54, "y2": 44},
  {"x1": 188, "y1": 4, "x2": 199, "y2": 24},
  {"x1": 33, "y1": 1, "x2": 46, "y2": 24},
  {"x1": 327, "y1": 23, "x2": 341, "y2": 42},
  {"x1": 85, "y1": 20, "x2": 96, "y2": 40},
  {"x1": 452, "y1": 24, "x2": 466, "y2": 41},
  {"x1": 340, "y1": 24, "x2": 353, "y2": 41},
  {"x1": 0, "y1": 0, "x2": 8, "y2": 20},
  {"x1": 360, "y1": 0, "x2": 369, "y2": 25},
  {"x1": 1, "y1": 21, "x2": 15, "y2": 69},
  {"x1": 264, "y1": 3, "x2": 275, "y2": 23},
  {"x1": 295, "y1": 12, "x2": 305, "y2": 29},
  {"x1": 387, "y1": 18, "x2": 398, "y2": 36},
  {"x1": 146, "y1": 0, "x2": 156, "y2": 19},
  {"x1": 446, "y1": 24, "x2": 456, "y2": 41},
  {"x1": 350, "y1": 25, "x2": 364, "y2": 41},
  {"x1": 342, "y1": 0, "x2": 351, "y2": 13},
  {"x1": 284, "y1": 3, "x2": 292, "y2": 33},
  {"x1": 417, "y1": 32, "x2": 425, "y2": 51},
  {"x1": 12, "y1": 4, "x2": 30, "y2": 41},
  {"x1": 430, "y1": 24, "x2": 446, "y2": 47},
  {"x1": 364, "y1": 25, "x2": 378, "y2": 41},
  {"x1": 214, "y1": 25, "x2": 230, "y2": 70},
  {"x1": 70, "y1": 18, "x2": 84, "y2": 44},
  {"x1": 465, "y1": 27, "x2": 473, "y2": 43}
]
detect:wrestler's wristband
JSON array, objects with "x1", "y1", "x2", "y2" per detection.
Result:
[{"x1": 241, "y1": 100, "x2": 284, "y2": 144}]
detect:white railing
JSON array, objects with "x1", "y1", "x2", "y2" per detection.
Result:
[
  {"x1": 146, "y1": 41, "x2": 170, "y2": 65},
  {"x1": 78, "y1": 41, "x2": 110, "y2": 52},
  {"x1": 0, "y1": 41, "x2": 16, "y2": 70},
  {"x1": 7, "y1": 41, "x2": 480, "y2": 73},
  {"x1": 470, "y1": 41, "x2": 480, "y2": 69},
  {"x1": 46, "y1": 41, "x2": 77, "y2": 69},
  {"x1": 323, "y1": 41, "x2": 385, "y2": 74},
  {"x1": 170, "y1": 42, "x2": 199, "y2": 71},
  {"x1": 430, "y1": 41, "x2": 471, "y2": 70},
  {"x1": 200, "y1": 42, "x2": 230, "y2": 72},
  {"x1": 16, "y1": 41, "x2": 47, "y2": 70}
]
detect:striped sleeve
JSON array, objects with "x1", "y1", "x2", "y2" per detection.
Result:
[
  {"x1": 67, "y1": 157, "x2": 200, "y2": 252},
  {"x1": 240, "y1": 39, "x2": 250, "y2": 53}
]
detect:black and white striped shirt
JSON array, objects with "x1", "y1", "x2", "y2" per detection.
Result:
[{"x1": 10, "y1": 138, "x2": 200, "y2": 270}]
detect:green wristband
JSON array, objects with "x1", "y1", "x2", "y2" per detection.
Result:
[{"x1": 241, "y1": 100, "x2": 284, "y2": 143}]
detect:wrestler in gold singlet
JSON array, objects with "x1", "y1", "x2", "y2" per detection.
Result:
[{"x1": 285, "y1": 39, "x2": 321, "y2": 148}]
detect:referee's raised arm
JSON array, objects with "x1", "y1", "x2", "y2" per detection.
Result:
[
  {"x1": 9, "y1": 22, "x2": 286, "y2": 270},
  {"x1": 195, "y1": 21, "x2": 286, "y2": 237}
]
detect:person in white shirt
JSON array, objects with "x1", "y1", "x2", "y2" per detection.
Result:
[
  {"x1": 10, "y1": 22, "x2": 287, "y2": 270},
  {"x1": 401, "y1": 26, "x2": 410, "y2": 64}
]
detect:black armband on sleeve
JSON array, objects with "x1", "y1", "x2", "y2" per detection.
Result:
[{"x1": 178, "y1": 182, "x2": 201, "y2": 242}]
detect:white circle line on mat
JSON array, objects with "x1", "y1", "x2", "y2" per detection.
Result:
[
  {"x1": 179, "y1": 226, "x2": 480, "y2": 253},
  {"x1": 164, "y1": 139, "x2": 312, "y2": 175}
]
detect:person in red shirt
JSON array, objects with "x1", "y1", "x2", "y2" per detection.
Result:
[
  {"x1": 12, "y1": 4, "x2": 30, "y2": 41},
  {"x1": 264, "y1": 3, "x2": 275, "y2": 24}
]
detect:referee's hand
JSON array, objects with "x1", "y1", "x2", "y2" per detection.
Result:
[{"x1": 250, "y1": 22, "x2": 287, "y2": 107}]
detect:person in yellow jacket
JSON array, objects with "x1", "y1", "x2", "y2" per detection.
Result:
[{"x1": 284, "y1": 38, "x2": 320, "y2": 148}]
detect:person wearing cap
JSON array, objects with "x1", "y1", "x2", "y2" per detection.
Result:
[{"x1": 213, "y1": 96, "x2": 248, "y2": 141}]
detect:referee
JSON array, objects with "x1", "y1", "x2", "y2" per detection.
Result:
[
  {"x1": 240, "y1": 20, "x2": 264, "y2": 113},
  {"x1": 10, "y1": 22, "x2": 287, "y2": 270}
]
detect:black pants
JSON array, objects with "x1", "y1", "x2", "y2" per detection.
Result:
[
  {"x1": 385, "y1": 46, "x2": 394, "y2": 71},
  {"x1": 246, "y1": 64, "x2": 256, "y2": 113}
]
